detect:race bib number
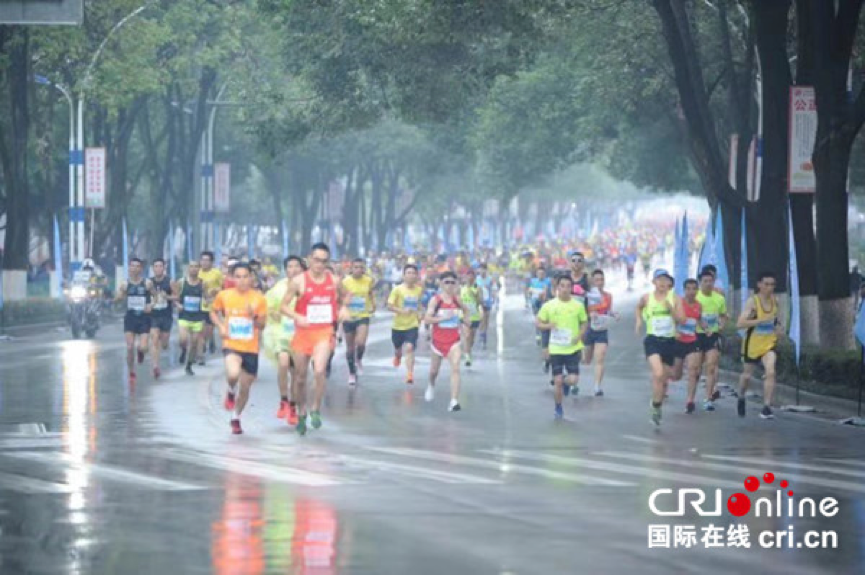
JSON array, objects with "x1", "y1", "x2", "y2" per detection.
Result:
[
  {"x1": 651, "y1": 316, "x2": 674, "y2": 337},
  {"x1": 702, "y1": 313, "x2": 719, "y2": 331},
  {"x1": 307, "y1": 304, "x2": 333, "y2": 325},
  {"x1": 465, "y1": 301, "x2": 478, "y2": 317},
  {"x1": 678, "y1": 318, "x2": 698, "y2": 336},
  {"x1": 403, "y1": 297, "x2": 418, "y2": 311},
  {"x1": 591, "y1": 314, "x2": 610, "y2": 331},
  {"x1": 438, "y1": 309, "x2": 460, "y2": 329},
  {"x1": 127, "y1": 295, "x2": 146, "y2": 312},
  {"x1": 228, "y1": 316, "x2": 254, "y2": 341},
  {"x1": 281, "y1": 318, "x2": 295, "y2": 336},
  {"x1": 183, "y1": 296, "x2": 201, "y2": 312},
  {"x1": 550, "y1": 328, "x2": 573, "y2": 347},
  {"x1": 348, "y1": 296, "x2": 366, "y2": 314},
  {"x1": 755, "y1": 320, "x2": 776, "y2": 335},
  {"x1": 530, "y1": 287, "x2": 544, "y2": 299},
  {"x1": 152, "y1": 293, "x2": 168, "y2": 310}
]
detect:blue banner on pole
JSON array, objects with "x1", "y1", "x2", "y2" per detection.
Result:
[
  {"x1": 787, "y1": 204, "x2": 801, "y2": 366},
  {"x1": 53, "y1": 215, "x2": 64, "y2": 299},
  {"x1": 674, "y1": 212, "x2": 690, "y2": 295},
  {"x1": 467, "y1": 224, "x2": 475, "y2": 251},
  {"x1": 741, "y1": 208, "x2": 749, "y2": 312},
  {"x1": 282, "y1": 220, "x2": 289, "y2": 260},
  {"x1": 122, "y1": 218, "x2": 129, "y2": 281},
  {"x1": 167, "y1": 220, "x2": 176, "y2": 279},
  {"x1": 714, "y1": 210, "x2": 729, "y2": 292},
  {"x1": 332, "y1": 222, "x2": 341, "y2": 260},
  {"x1": 214, "y1": 222, "x2": 222, "y2": 269},
  {"x1": 855, "y1": 301, "x2": 865, "y2": 348},
  {"x1": 247, "y1": 225, "x2": 255, "y2": 260},
  {"x1": 186, "y1": 219, "x2": 193, "y2": 264}
]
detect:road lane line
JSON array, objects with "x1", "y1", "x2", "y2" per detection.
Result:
[
  {"x1": 0, "y1": 438, "x2": 66, "y2": 450},
  {"x1": 0, "y1": 471, "x2": 73, "y2": 494},
  {"x1": 815, "y1": 458, "x2": 865, "y2": 469},
  {"x1": 699, "y1": 454, "x2": 865, "y2": 481},
  {"x1": 368, "y1": 447, "x2": 635, "y2": 487},
  {"x1": 338, "y1": 455, "x2": 502, "y2": 484},
  {"x1": 597, "y1": 452, "x2": 865, "y2": 494},
  {"x1": 479, "y1": 449, "x2": 748, "y2": 489},
  {"x1": 621, "y1": 435, "x2": 659, "y2": 445},
  {"x1": 159, "y1": 449, "x2": 347, "y2": 487},
  {"x1": 5, "y1": 452, "x2": 207, "y2": 491}
]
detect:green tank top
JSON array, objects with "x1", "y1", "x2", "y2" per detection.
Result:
[
  {"x1": 460, "y1": 286, "x2": 481, "y2": 321},
  {"x1": 643, "y1": 292, "x2": 675, "y2": 338}
]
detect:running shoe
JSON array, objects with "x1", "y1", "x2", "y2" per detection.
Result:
[
  {"x1": 711, "y1": 390, "x2": 721, "y2": 401},
  {"x1": 572, "y1": 386, "x2": 580, "y2": 397},
  {"x1": 296, "y1": 414, "x2": 307, "y2": 435},
  {"x1": 198, "y1": 358, "x2": 206, "y2": 367},
  {"x1": 703, "y1": 400, "x2": 715, "y2": 411},
  {"x1": 405, "y1": 372, "x2": 414, "y2": 385},
  {"x1": 230, "y1": 419, "x2": 242, "y2": 435},
  {"x1": 348, "y1": 374, "x2": 357, "y2": 387},
  {"x1": 310, "y1": 410, "x2": 322, "y2": 429},
  {"x1": 137, "y1": 349, "x2": 145, "y2": 364},
  {"x1": 153, "y1": 366, "x2": 161, "y2": 379},
  {"x1": 277, "y1": 400, "x2": 289, "y2": 419},
  {"x1": 287, "y1": 403, "x2": 299, "y2": 426},
  {"x1": 424, "y1": 385, "x2": 435, "y2": 402},
  {"x1": 224, "y1": 391, "x2": 236, "y2": 411},
  {"x1": 357, "y1": 361, "x2": 364, "y2": 376},
  {"x1": 651, "y1": 404, "x2": 662, "y2": 426},
  {"x1": 594, "y1": 389, "x2": 604, "y2": 397},
  {"x1": 393, "y1": 354, "x2": 401, "y2": 368},
  {"x1": 448, "y1": 399, "x2": 461, "y2": 412},
  {"x1": 178, "y1": 349, "x2": 187, "y2": 365},
  {"x1": 759, "y1": 405, "x2": 774, "y2": 420},
  {"x1": 209, "y1": 340, "x2": 216, "y2": 354},
  {"x1": 686, "y1": 401, "x2": 696, "y2": 414},
  {"x1": 185, "y1": 364, "x2": 195, "y2": 376},
  {"x1": 465, "y1": 354, "x2": 472, "y2": 367},
  {"x1": 737, "y1": 398, "x2": 746, "y2": 418},
  {"x1": 554, "y1": 404, "x2": 564, "y2": 420}
]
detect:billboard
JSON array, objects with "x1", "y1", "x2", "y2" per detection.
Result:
[
  {"x1": 0, "y1": 1, "x2": 83, "y2": 25},
  {"x1": 788, "y1": 86, "x2": 817, "y2": 193},
  {"x1": 213, "y1": 163, "x2": 230, "y2": 213}
]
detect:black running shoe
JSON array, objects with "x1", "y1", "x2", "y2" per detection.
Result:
[
  {"x1": 737, "y1": 398, "x2": 746, "y2": 418},
  {"x1": 179, "y1": 349, "x2": 187, "y2": 365},
  {"x1": 759, "y1": 405, "x2": 774, "y2": 419}
]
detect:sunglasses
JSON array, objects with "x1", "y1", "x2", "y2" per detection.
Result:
[
  {"x1": 442, "y1": 280, "x2": 456, "y2": 285},
  {"x1": 571, "y1": 257, "x2": 584, "y2": 263}
]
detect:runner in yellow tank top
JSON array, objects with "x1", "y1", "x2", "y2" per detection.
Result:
[
  {"x1": 736, "y1": 271, "x2": 784, "y2": 420},
  {"x1": 341, "y1": 258, "x2": 376, "y2": 385}
]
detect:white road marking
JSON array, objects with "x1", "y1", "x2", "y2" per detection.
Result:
[
  {"x1": 699, "y1": 454, "x2": 865, "y2": 481},
  {"x1": 338, "y1": 455, "x2": 502, "y2": 484},
  {"x1": 5, "y1": 451, "x2": 206, "y2": 491},
  {"x1": 368, "y1": 447, "x2": 635, "y2": 487},
  {"x1": 480, "y1": 449, "x2": 747, "y2": 489},
  {"x1": 0, "y1": 438, "x2": 66, "y2": 450},
  {"x1": 621, "y1": 435, "x2": 659, "y2": 445},
  {"x1": 0, "y1": 471, "x2": 73, "y2": 494},
  {"x1": 815, "y1": 458, "x2": 865, "y2": 469},
  {"x1": 597, "y1": 452, "x2": 865, "y2": 494},
  {"x1": 159, "y1": 449, "x2": 346, "y2": 487}
]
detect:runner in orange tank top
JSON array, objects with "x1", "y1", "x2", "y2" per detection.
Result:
[{"x1": 281, "y1": 243, "x2": 350, "y2": 435}]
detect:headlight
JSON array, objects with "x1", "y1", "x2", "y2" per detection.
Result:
[{"x1": 69, "y1": 286, "x2": 88, "y2": 300}]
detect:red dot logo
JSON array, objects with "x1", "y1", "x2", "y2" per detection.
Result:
[
  {"x1": 788, "y1": 490, "x2": 794, "y2": 496},
  {"x1": 780, "y1": 480, "x2": 789, "y2": 488},
  {"x1": 727, "y1": 494, "x2": 751, "y2": 517},
  {"x1": 744, "y1": 476, "x2": 760, "y2": 492},
  {"x1": 763, "y1": 473, "x2": 775, "y2": 483}
]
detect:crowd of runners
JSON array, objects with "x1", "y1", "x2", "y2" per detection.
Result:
[{"x1": 113, "y1": 226, "x2": 784, "y2": 435}]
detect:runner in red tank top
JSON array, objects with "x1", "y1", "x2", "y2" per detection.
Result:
[
  {"x1": 672, "y1": 279, "x2": 703, "y2": 414},
  {"x1": 281, "y1": 243, "x2": 349, "y2": 435},
  {"x1": 423, "y1": 271, "x2": 471, "y2": 412}
]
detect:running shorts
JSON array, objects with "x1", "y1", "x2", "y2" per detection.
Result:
[
  {"x1": 124, "y1": 313, "x2": 151, "y2": 335},
  {"x1": 584, "y1": 329, "x2": 608, "y2": 347},
  {"x1": 223, "y1": 349, "x2": 259, "y2": 376},
  {"x1": 150, "y1": 314, "x2": 173, "y2": 333},
  {"x1": 178, "y1": 319, "x2": 204, "y2": 333},
  {"x1": 644, "y1": 335, "x2": 676, "y2": 367},
  {"x1": 674, "y1": 339, "x2": 700, "y2": 359},
  {"x1": 293, "y1": 326, "x2": 335, "y2": 356},
  {"x1": 550, "y1": 351, "x2": 582, "y2": 377},
  {"x1": 392, "y1": 328, "x2": 419, "y2": 350},
  {"x1": 431, "y1": 337, "x2": 460, "y2": 357},
  {"x1": 697, "y1": 333, "x2": 721, "y2": 352},
  {"x1": 343, "y1": 317, "x2": 370, "y2": 333},
  {"x1": 743, "y1": 347, "x2": 776, "y2": 365},
  {"x1": 470, "y1": 320, "x2": 481, "y2": 330}
]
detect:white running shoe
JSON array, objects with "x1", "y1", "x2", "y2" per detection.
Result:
[
  {"x1": 448, "y1": 399, "x2": 461, "y2": 412},
  {"x1": 424, "y1": 385, "x2": 435, "y2": 402}
]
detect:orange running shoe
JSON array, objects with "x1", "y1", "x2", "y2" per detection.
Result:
[
  {"x1": 393, "y1": 354, "x2": 402, "y2": 368},
  {"x1": 405, "y1": 372, "x2": 414, "y2": 385},
  {"x1": 277, "y1": 400, "x2": 289, "y2": 419},
  {"x1": 287, "y1": 403, "x2": 299, "y2": 426},
  {"x1": 224, "y1": 391, "x2": 236, "y2": 411},
  {"x1": 230, "y1": 419, "x2": 242, "y2": 435}
]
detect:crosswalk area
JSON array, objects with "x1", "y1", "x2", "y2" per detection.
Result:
[{"x1": 0, "y1": 431, "x2": 864, "y2": 496}]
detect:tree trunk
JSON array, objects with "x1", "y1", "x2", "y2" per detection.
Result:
[{"x1": 0, "y1": 27, "x2": 31, "y2": 274}]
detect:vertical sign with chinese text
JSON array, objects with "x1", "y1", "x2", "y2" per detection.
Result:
[
  {"x1": 85, "y1": 147, "x2": 106, "y2": 208},
  {"x1": 788, "y1": 86, "x2": 817, "y2": 193}
]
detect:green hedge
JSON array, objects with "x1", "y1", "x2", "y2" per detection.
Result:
[
  {"x1": 0, "y1": 298, "x2": 67, "y2": 327},
  {"x1": 719, "y1": 333, "x2": 862, "y2": 401}
]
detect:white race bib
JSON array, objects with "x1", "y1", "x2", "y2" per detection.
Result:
[
  {"x1": 678, "y1": 318, "x2": 697, "y2": 336},
  {"x1": 348, "y1": 296, "x2": 366, "y2": 313},
  {"x1": 651, "y1": 316, "x2": 674, "y2": 337},
  {"x1": 183, "y1": 296, "x2": 201, "y2": 312},
  {"x1": 228, "y1": 316, "x2": 254, "y2": 341},
  {"x1": 127, "y1": 295, "x2": 146, "y2": 312},
  {"x1": 403, "y1": 297, "x2": 418, "y2": 311},
  {"x1": 591, "y1": 314, "x2": 610, "y2": 331},
  {"x1": 702, "y1": 313, "x2": 719, "y2": 331},
  {"x1": 550, "y1": 328, "x2": 573, "y2": 347},
  {"x1": 438, "y1": 309, "x2": 460, "y2": 329},
  {"x1": 307, "y1": 304, "x2": 333, "y2": 325},
  {"x1": 755, "y1": 320, "x2": 775, "y2": 335}
]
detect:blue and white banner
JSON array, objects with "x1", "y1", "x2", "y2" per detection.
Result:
[
  {"x1": 168, "y1": 220, "x2": 176, "y2": 279},
  {"x1": 467, "y1": 223, "x2": 475, "y2": 251},
  {"x1": 698, "y1": 213, "x2": 715, "y2": 273},
  {"x1": 282, "y1": 220, "x2": 289, "y2": 259},
  {"x1": 53, "y1": 215, "x2": 64, "y2": 299},
  {"x1": 122, "y1": 218, "x2": 129, "y2": 281},
  {"x1": 186, "y1": 218, "x2": 193, "y2": 264},
  {"x1": 787, "y1": 204, "x2": 801, "y2": 366},
  {"x1": 331, "y1": 222, "x2": 340, "y2": 260},
  {"x1": 714, "y1": 209, "x2": 729, "y2": 291},
  {"x1": 674, "y1": 212, "x2": 690, "y2": 295},
  {"x1": 855, "y1": 299, "x2": 865, "y2": 348},
  {"x1": 214, "y1": 223, "x2": 222, "y2": 268},
  {"x1": 741, "y1": 209, "x2": 749, "y2": 312},
  {"x1": 247, "y1": 225, "x2": 255, "y2": 260}
]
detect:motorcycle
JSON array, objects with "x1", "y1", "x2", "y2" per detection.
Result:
[{"x1": 65, "y1": 282, "x2": 102, "y2": 339}]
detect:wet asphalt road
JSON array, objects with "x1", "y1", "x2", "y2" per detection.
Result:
[{"x1": 0, "y1": 284, "x2": 863, "y2": 574}]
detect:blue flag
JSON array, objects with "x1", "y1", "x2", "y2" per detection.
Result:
[
  {"x1": 122, "y1": 218, "x2": 129, "y2": 281},
  {"x1": 467, "y1": 224, "x2": 475, "y2": 251},
  {"x1": 186, "y1": 218, "x2": 193, "y2": 263},
  {"x1": 787, "y1": 204, "x2": 801, "y2": 366},
  {"x1": 741, "y1": 209, "x2": 749, "y2": 311},
  {"x1": 698, "y1": 214, "x2": 715, "y2": 273},
  {"x1": 168, "y1": 220, "x2": 176, "y2": 279},
  {"x1": 332, "y1": 222, "x2": 341, "y2": 260},
  {"x1": 282, "y1": 220, "x2": 289, "y2": 260},
  {"x1": 676, "y1": 212, "x2": 690, "y2": 295},
  {"x1": 53, "y1": 215, "x2": 64, "y2": 299},
  {"x1": 855, "y1": 300, "x2": 865, "y2": 348}
]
